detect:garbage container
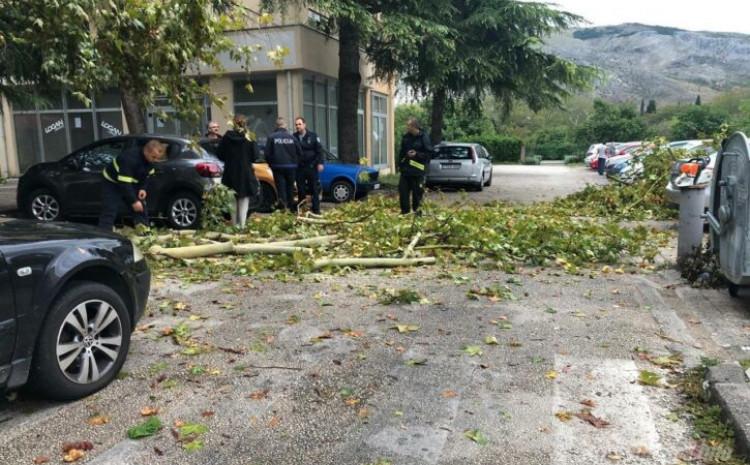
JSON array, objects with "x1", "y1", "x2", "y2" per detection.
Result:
[{"x1": 706, "y1": 132, "x2": 750, "y2": 297}]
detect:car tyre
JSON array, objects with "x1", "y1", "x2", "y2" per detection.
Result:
[
  {"x1": 26, "y1": 188, "x2": 62, "y2": 222},
  {"x1": 28, "y1": 282, "x2": 132, "y2": 400},
  {"x1": 484, "y1": 169, "x2": 493, "y2": 187},
  {"x1": 331, "y1": 180, "x2": 355, "y2": 203},
  {"x1": 166, "y1": 191, "x2": 201, "y2": 229},
  {"x1": 729, "y1": 283, "x2": 740, "y2": 298},
  {"x1": 472, "y1": 174, "x2": 484, "y2": 192}
]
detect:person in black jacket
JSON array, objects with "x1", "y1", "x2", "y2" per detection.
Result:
[
  {"x1": 98, "y1": 139, "x2": 167, "y2": 230},
  {"x1": 265, "y1": 117, "x2": 302, "y2": 212},
  {"x1": 398, "y1": 117, "x2": 433, "y2": 214},
  {"x1": 216, "y1": 114, "x2": 260, "y2": 228},
  {"x1": 293, "y1": 116, "x2": 324, "y2": 214}
]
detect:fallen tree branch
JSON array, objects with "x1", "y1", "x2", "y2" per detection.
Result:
[
  {"x1": 232, "y1": 244, "x2": 312, "y2": 254},
  {"x1": 402, "y1": 232, "x2": 422, "y2": 259},
  {"x1": 313, "y1": 257, "x2": 436, "y2": 269},
  {"x1": 149, "y1": 235, "x2": 337, "y2": 259}
]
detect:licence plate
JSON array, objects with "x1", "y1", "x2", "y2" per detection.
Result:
[
  {"x1": 373, "y1": 183, "x2": 380, "y2": 190},
  {"x1": 440, "y1": 163, "x2": 461, "y2": 170}
]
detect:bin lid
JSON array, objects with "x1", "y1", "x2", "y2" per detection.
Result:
[{"x1": 711, "y1": 132, "x2": 750, "y2": 283}]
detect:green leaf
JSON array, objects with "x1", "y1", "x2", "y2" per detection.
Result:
[
  {"x1": 179, "y1": 422, "x2": 209, "y2": 437},
  {"x1": 127, "y1": 416, "x2": 162, "y2": 439},
  {"x1": 183, "y1": 439, "x2": 204, "y2": 452},
  {"x1": 484, "y1": 336, "x2": 499, "y2": 345},
  {"x1": 393, "y1": 324, "x2": 419, "y2": 334},
  {"x1": 464, "y1": 429, "x2": 489, "y2": 445},
  {"x1": 638, "y1": 370, "x2": 662, "y2": 386},
  {"x1": 463, "y1": 345, "x2": 483, "y2": 357}
]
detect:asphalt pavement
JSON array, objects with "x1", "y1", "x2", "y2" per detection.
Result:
[{"x1": 2, "y1": 164, "x2": 748, "y2": 465}]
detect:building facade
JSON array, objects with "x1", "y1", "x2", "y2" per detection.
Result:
[{"x1": 0, "y1": 2, "x2": 395, "y2": 177}]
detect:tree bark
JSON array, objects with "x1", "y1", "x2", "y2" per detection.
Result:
[
  {"x1": 337, "y1": 17, "x2": 362, "y2": 165},
  {"x1": 120, "y1": 83, "x2": 147, "y2": 134},
  {"x1": 430, "y1": 86, "x2": 447, "y2": 145}
]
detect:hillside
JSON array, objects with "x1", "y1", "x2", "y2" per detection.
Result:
[{"x1": 545, "y1": 23, "x2": 750, "y2": 104}]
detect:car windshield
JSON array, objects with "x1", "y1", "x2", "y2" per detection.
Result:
[{"x1": 434, "y1": 146, "x2": 472, "y2": 160}]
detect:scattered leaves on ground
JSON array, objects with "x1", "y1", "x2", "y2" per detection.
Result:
[
  {"x1": 127, "y1": 416, "x2": 163, "y2": 439},
  {"x1": 464, "y1": 429, "x2": 489, "y2": 445}
]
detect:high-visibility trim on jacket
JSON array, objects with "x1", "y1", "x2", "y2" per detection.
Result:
[{"x1": 409, "y1": 160, "x2": 425, "y2": 170}]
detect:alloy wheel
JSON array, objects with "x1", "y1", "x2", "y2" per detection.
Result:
[
  {"x1": 56, "y1": 299, "x2": 123, "y2": 385},
  {"x1": 31, "y1": 194, "x2": 60, "y2": 221},
  {"x1": 171, "y1": 198, "x2": 198, "y2": 228}
]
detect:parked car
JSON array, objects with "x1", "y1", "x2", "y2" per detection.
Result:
[
  {"x1": 200, "y1": 138, "x2": 278, "y2": 213},
  {"x1": 426, "y1": 143, "x2": 493, "y2": 191},
  {"x1": 18, "y1": 135, "x2": 223, "y2": 229},
  {"x1": 320, "y1": 149, "x2": 380, "y2": 203},
  {"x1": 0, "y1": 219, "x2": 150, "y2": 400}
]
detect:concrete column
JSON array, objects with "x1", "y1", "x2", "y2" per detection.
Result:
[
  {"x1": 209, "y1": 76, "x2": 235, "y2": 133},
  {"x1": 1, "y1": 96, "x2": 19, "y2": 177}
]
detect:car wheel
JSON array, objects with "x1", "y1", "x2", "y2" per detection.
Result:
[
  {"x1": 256, "y1": 182, "x2": 277, "y2": 213},
  {"x1": 729, "y1": 283, "x2": 740, "y2": 298},
  {"x1": 166, "y1": 191, "x2": 200, "y2": 229},
  {"x1": 331, "y1": 180, "x2": 355, "y2": 203},
  {"x1": 473, "y1": 174, "x2": 484, "y2": 192},
  {"x1": 28, "y1": 282, "x2": 131, "y2": 400},
  {"x1": 27, "y1": 188, "x2": 62, "y2": 222},
  {"x1": 484, "y1": 169, "x2": 493, "y2": 187}
]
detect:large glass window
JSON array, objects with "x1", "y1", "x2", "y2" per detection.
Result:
[
  {"x1": 12, "y1": 87, "x2": 124, "y2": 171},
  {"x1": 233, "y1": 77, "x2": 278, "y2": 146},
  {"x1": 357, "y1": 92, "x2": 365, "y2": 158},
  {"x1": 302, "y1": 76, "x2": 338, "y2": 154},
  {"x1": 371, "y1": 93, "x2": 388, "y2": 167}
]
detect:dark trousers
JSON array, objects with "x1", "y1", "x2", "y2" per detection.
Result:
[
  {"x1": 398, "y1": 175, "x2": 425, "y2": 214},
  {"x1": 97, "y1": 181, "x2": 148, "y2": 231},
  {"x1": 598, "y1": 157, "x2": 606, "y2": 175},
  {"x1": 296, "y1": 166, "x2": 321, "y2": 214},
  {"x1": 271, "y1": 167, "x2": 297, "y2": 212}
]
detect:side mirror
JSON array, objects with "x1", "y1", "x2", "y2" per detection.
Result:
[{"x1": 65, "y1": 157, "x2": 80, "y2": 170}]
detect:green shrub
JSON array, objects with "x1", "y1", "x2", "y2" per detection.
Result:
[
  {"x1": 521, "y1": 155, "x2": 542, "y2": 165},
  {"x1": 458, "y1": 134, "x2": 523, "y2": 163},
  {"x1": 564, "y1": 155, "x2": 582, "y2": 164}
]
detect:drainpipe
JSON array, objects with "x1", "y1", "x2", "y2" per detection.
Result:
[{"x1": 286, "y1": 71, "x2": 293, "y2": 121}]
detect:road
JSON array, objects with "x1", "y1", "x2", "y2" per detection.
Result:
[{"x1": 1, "y1": 164, "x2": 747, "y2": 465}]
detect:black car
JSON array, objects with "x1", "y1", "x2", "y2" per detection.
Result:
[
  {"x1": 17, "y1": 135, "x2": 223, "y2": 229},
  {"x1": 0, "y1": 219, "x2": 150, "y2": 400}
]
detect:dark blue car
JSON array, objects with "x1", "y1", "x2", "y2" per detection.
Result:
[{"x1": 320, "y1": 149, "x2": 380, "y2": 203}]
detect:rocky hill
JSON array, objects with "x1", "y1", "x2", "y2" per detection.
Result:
[{"x1": 545, "y1": 23, "x2": 750, "y2": 104}]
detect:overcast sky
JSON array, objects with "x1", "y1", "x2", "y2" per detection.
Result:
[{"x1": 545, "y1": 0, "x2": 750, "y2": 35}]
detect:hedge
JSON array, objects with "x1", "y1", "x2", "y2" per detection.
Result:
[{"x1": 458, "y1": 134, "x2": 523, "y2": 163}]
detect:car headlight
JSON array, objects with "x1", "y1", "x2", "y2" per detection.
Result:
[{"x1": 132, "y1": 243, "x2": 144, "y2": 263}]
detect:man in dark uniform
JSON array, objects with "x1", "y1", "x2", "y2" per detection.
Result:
[
  {"x1": 398, "y1": 117, "x2": 433, "y2": 214},
  {"x1": 293, "y1": 116, "x2": 324, "y2": 214},
  {"x1": 265, "y1": 117, "x2": 303, "y2": 213},
  {"x1": 98, "y1": 139, "x2": 167, "y2": 230}
]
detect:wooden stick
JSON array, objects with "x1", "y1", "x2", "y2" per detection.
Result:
[
  {"x1": 313, "y1": 257, "x2": 436, "y2": 269},
  {"x1": 232, "y1": 244, "x2": 312, "y2": 254},
  {"x1": 150, "y1": 242, "x2": 234, "y2": 259}
]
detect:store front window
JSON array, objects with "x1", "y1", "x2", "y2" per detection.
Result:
[
  {"x1": 302, "y1": 75, "x2": 338, "y2": 155},
  {"x1": 11, "y1": 87, "x2": 124, "y2": 172},
  {"x1": 371, "y1": 93, "x2": 388, "y2": 167},
  {"x1": 233, "y1": 77, "x2": 278, "y2": 146}
]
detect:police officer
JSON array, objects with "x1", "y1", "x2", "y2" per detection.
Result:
[
  {"x1": 265, "y1": 117, "x2": 303, "y2": 212},
  {"x1": 293, "y1": 116, "x2": 324, "y2": 215},
  {"x1": 98, "y1": 139, "x2": 167, "y2": 230},
  {"x1": 398, "y1": 117, "x2": 433, "y2": 214}
]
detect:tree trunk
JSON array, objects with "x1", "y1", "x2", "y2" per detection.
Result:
[
  {"x1": 337, "y1": 17, "x2": 361, "y2": 165},
  {"x1": 430, "y1": 87, "x2": 447, "y2": 145},
  {"x1": 120, "y1": 83, "x2": 147, "y2": 134}
]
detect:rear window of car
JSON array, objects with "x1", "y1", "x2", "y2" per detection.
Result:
[{"x1": 435, "y1": 146, "x2": 472, "y2": 160}]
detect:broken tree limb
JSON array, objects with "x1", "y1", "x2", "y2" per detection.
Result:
[
  {"x1": 312, "y1": 257, "x2": 436, "y2": 269},
  {"x1": 402, "y1": 232, "x2": 422, "y2": 259},
  {"x1": 150, "y1": 242, "x2": 234, "y2": 259},
  {"x1": 269, "y1": 235, "x2": 338, "y2": 247},
  {"x1": 232, "y1": 244, "x2": 312, "y2": 254}
]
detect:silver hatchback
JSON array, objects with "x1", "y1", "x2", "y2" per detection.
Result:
[{"x1": 426, "y1": 143, "x2": 493, "y2": 191}]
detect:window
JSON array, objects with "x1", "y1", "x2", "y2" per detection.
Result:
[
  {"x1": 12, "y1": 86, "x2": 125, "y2": 171},
  {"x1": 233, "y1": 77, "x2": 278, "y2": 146},
  {"x1": 357, "y1": 92, "x2": 365, "y2": 158},
  {"x1": 371, "y1": 93, "x2": 388, "y2": 167},
  {"x1": 435, "y1": 146, "x2": 472, "y2": 160},
  {"x1": 78, "y1": 141, "x2": 126, "y2": 172},
  {"x1": 302, "y1": 76, "x2": 338, "y2": 154}
]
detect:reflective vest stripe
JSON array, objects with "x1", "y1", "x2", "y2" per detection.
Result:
[
  {"x1": 409, "y1": 160, "x2": 425, "y2": 170},
  {"x1": 102, "y1": 170, "x2": 116, "y2": 183},
  {"x1": 117, "y1": 175, "x2": 138, "y2": 183}
]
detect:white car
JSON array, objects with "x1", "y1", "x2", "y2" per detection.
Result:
[{"x1": 665, "y1": 151, "x2": 716, "y2": 208}]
